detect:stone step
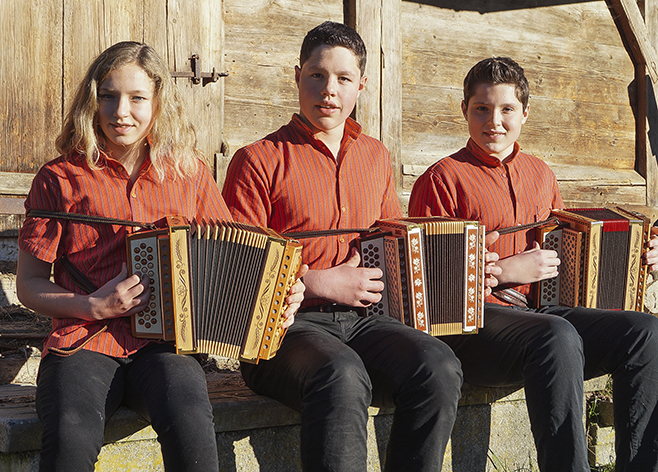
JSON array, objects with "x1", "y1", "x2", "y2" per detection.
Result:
[{"x1": 0, "y1": 369, "x2": 610, "y2": 472}]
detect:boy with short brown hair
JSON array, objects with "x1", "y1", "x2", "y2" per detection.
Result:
[
  {"x1": 409, "y1": 56, "x2": 658, "y2": 472},
  {"x1": 223, "y1": 21, "x2": 462, "y2": 471}
]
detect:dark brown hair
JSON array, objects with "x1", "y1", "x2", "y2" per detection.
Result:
[
  {"x1": 300, "y1": 21, "x2": 367, "y2": 76},
  {"x1": 463, "y1": 57, "x2": 529, "y2": 109}
]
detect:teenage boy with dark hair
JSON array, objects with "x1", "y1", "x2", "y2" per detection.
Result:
[
  {"x1": 409, "y1": 56, "x2": 658, "y2": 472},
  {"x1": 222, "y1": 21, "x2": 465, "y2": 472}
]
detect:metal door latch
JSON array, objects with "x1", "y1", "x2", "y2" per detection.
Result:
[{"x1": 170, "y1": 54, "x2": 228, "y2": 85}]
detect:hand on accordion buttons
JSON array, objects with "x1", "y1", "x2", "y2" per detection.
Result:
[
  {"x1": 496, "y1": 241, "x2": 560, "y2": 286},
  {"x1": 282, "y1": 264, "x2": 309, "y2": 329},
  {"x1": 483, "y1": 231, "x2": 502, "y2": 297},
  {"x1": 87, "y1": 263, "x2": 151, "y2": 321},
  {"x1": 645, "y1": 228, "x2": 658, "y2": 272},
  {"x1": 302, "y1": 247, "x2": 385, "y2": 307}
]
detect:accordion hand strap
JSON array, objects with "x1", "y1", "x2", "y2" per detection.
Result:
[
  {"x1": 283, "y1": 217, "x2": 559, "y2": 239},
  {"x1": 26, "y1": 209, "x2": 158, "y2": 231}
]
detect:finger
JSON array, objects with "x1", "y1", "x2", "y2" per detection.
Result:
[
  {"x1": 484, "y1": 230, "x2": 499, "y2": 247},
  {"x1": 532, "y1": 240, "x2": 541, "y2": 250},
  {"x1": 344, "y1": 247, "x2": 361, "y2": 268},
  {"x1": 296, "y1": 264, "x2": 309, "y2": 279},
  {"x1": 485, "y1": 251, "x2": 500, "y2": 263},
  {"x1": 282, "y1": 314, "x2": 295, "y2": 329}
]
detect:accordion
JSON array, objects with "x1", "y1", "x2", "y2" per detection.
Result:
[
  {"x1": 127, "y1": 216, "x2": 303, "y2": 363},
  {"x1": 357, "y1": 217, "x2": 486, "y2": 336},
  {"x1": 533, "y1": 207, "x2": 651, "y2": 311}
]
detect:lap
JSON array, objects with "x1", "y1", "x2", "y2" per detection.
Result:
[{"x1": 241, "y1": 311, "x2": 459, "y2": 410}]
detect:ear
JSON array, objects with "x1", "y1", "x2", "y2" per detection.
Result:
[
  {"x1": 357, "y1": 75, "x2": 367, "y2": 97},
  {"x1": 461, "y1": 100, "x2": 468, "y2": 120},
  {"x1": 295, "y1": 65, "x2": 301, "y2": 88},
  {"x1": 522, "y1": 104, "x2": 529, "y2": 124}
]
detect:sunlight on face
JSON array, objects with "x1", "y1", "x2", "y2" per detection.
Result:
[
  {"x1": 462, "y1": 83, "x2": 529, "y2": 161},
  {"x1": 97, "y1": 63, "x2": 156, "y2": 162}
]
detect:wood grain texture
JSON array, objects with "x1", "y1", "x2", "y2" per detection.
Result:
[
  {"x1": 223, "y1": 0, "x2": 343, "y2": 153},
  {"x1": 400, "y1": 0, "x2": 639, "y2": 209},
  {"x1": 0, "y1": 1, "x2": 62, "y2": 173}
]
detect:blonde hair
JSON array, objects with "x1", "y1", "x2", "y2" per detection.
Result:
[{"x1": 56, "y1": 41, "x2": 204, "y2": 180}]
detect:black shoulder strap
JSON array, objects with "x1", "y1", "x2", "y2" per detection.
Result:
[{"x1": 27, "y1": 209, "x2": 158, "y2": 231}]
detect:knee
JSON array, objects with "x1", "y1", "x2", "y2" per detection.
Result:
[
  {"x1": 527, "y1": 317, "x2": 584, "y2": 368},
  {"x1": 412, "y1": 341, "x2": 462, "y2": 402},
  {"x1": 306, "y1": 353, "x2": 372, "y2": 406}
]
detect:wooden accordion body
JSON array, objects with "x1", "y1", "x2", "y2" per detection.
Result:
[
  {"x1": 357, "y1": 217, "x2": 486, "y2": 336},
  {"x1": 127, "y1": 216, "x2": 303, "y2": 363},
  {"x1": 534, "y1": 207, "x2": 651, "y2": 311}
]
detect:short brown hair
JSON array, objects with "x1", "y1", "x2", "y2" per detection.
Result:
[
  {"x1": 299, "y1": 21, "x2": 367, "y2": 76},
  {"x1": 463, "y1": 57, "x2": 529, "y2": 109}
]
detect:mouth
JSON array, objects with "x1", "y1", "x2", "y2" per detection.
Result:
[
  {"x1": 316, "y1": 102, "x2": 339, "y2": 114},
  {"x1": 484, "y1": 131, "x2": 505, "y2": 140},
  {"x1": 111, "y1": 123, "x2": 134, "y2": 133}
]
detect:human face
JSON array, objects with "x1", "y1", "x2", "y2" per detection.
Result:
[
  {"x1": 97, "y1": 63, "x2": 156, "y2": 161},
  {"x1": 295, "y1": 45, "x2": 366, "y2": 139},
  {"x1": 462, "y1": 83, "x2": 529, "y2": 161}
]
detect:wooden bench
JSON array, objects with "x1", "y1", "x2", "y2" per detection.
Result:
[{"x1": 0, "y1": 368, "x2": 610, "y2": 472}]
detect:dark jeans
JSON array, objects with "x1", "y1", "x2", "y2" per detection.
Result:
[
  {"x1": 36, "y1": 343, "x2": 219, "y2": 472},
  {"x1": 442, "y1": 303, "x2": 658, "y2": 472},
  {"x1": 241, "y1": 308, "x2": 462, "y2": 472}
]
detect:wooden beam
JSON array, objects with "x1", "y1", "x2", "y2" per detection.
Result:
[
  {"x1": 348, "y1": 0, "x2": 382, "y2": 140},
  {"x1": 610, "y1": 0, "x2": 658, "y2": 82},
  {"x1": 380, "y1": 0, "x2": 402, "y2": 189}
]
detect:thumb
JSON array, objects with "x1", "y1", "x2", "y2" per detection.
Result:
[
  {"x1": 344, "y1": 247, "x2": 361, "y2": 268},
  {"x1": 532, "y1": 241, "x2": 541, "y2": 250}
]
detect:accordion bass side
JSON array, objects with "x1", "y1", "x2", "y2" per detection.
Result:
[
  {"x1": 534, "y1": 207, "x2": 651, "y2": 311},
  {"x1": 357, "y1": 217, "x2": 486, "y2": 336},
  {"x1": 127, "y1": 216, "x2": 303, "y2": 363}
]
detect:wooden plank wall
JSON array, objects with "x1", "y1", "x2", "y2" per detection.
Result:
[
  {"x1": 220, "y1": 0, "x2": 344, "y2": 187},
  {"x1": 399, "y1": 1, "x2": 643, "y2": 209},
  {"x1": 0, "y1": 0, "x2": 656, "y2": 221}
]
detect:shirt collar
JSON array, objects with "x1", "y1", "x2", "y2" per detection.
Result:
[
  {"x1": 466, "y1": 138, "x2": 520, "y2": 167},
  {"x1": 290, "y1": 113, "x2": 362, "y2": 145}
]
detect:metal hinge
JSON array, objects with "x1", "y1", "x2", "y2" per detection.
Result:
[{"x1": 170, "y1": 54, "x2": 228, "y2": 85}]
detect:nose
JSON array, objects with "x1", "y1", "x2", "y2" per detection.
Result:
[
  {"x1": 489, "y1": 109, "x2": 502, "y2": 126},
  {"x1": 321, "y1": 76, "x2": 337, "y2": 97},
  {"x1": 114, "y1": 95, "x2": 130, "y2": 118}
]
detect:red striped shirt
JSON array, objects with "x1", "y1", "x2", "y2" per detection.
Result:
[
  {"x1": 20, "y1": 152, "x2": 231, "y2": 358},
  {"x1": 408, "y1": 138, "x2": 564, "y2": 302},
  {"x1": 222, "y1": 114, "x2": 402, "y2": 305}
]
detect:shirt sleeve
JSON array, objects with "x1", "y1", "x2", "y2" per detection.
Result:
[
  {"x1": 194, "y1": 163, "x2": 233, "y2": 221},
  {"x1": 381, "y1": 159, "x2": 403, "y2": 219},
  {"x1": 408, "y1": 169, "x2": 458, "y2": 218},
  {"x1": 221, "y1": 144, "x2": 273, "y2": 227},
  {"x1": 19, "y1": 167, "x2": 66, "y2": 263}
]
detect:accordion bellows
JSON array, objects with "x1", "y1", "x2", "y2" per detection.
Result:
[
  {"x1": 358, "y1": 217, "x2": 486, "y2": 336},
  {"x1": 127, "y1": 216, "x2": 302, "y2": 363},
  {"x1": 534, "y1": 207, "x2": 651, "y2": 311}
]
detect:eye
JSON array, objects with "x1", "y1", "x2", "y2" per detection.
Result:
[
  {"x1": 98, "y1": 93, "x2": 115, "y2": 101},
  {"x1": 338, "y1": 76, "x2": 351, "y2": 83}
]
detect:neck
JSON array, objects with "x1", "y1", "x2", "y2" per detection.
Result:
[{"x1": 110, "y1": 143, "x2": 148, "y2": 181}]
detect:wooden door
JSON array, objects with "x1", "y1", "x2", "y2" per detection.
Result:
[{"x1": 0, "y1": 0, "x2": 225, "y2": 223}]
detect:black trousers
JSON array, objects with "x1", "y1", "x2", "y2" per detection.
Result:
[
  {"x1": 442, "y1": 303, "x2": 658, "y2": 472},
  {"x1": 36, "y1": 343, "x2": 219, "y2": 472},
  {"x1": 241, "y1": 308, "x2": 463, "y2": 472}
]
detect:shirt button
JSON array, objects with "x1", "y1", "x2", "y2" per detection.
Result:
[
  {"x1": 131, "y1": 191, "x2": 137, "y2": 198},
  {"x1": 341, "y1": 206, "x2": 346, "y2": 212},
  {"x1": 339, "y1": 237, "x2": 345, "y2": 243}
]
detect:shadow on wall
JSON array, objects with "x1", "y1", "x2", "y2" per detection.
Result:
[{"x1": 410, "y1": 0, "x2": 598, "y2": 13}]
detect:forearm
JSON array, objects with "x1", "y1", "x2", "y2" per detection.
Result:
[{"x1": 16, "y1": 273, "x2": 95, "y2": 320}]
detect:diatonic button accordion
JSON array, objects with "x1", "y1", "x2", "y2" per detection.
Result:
[
  {"x1": 358, "y1": 217, "x2": 486, "y2": 336},
  {"x1": 533, "y1": 206, "x2": 651, "y2": 311},
  {"x1": 127, "y1": 216, "x2": 302, "y2": 363}
]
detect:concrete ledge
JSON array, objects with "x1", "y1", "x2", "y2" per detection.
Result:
[{"x1": 0, "y1": 371, "x2": 610, "y2": 472}]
